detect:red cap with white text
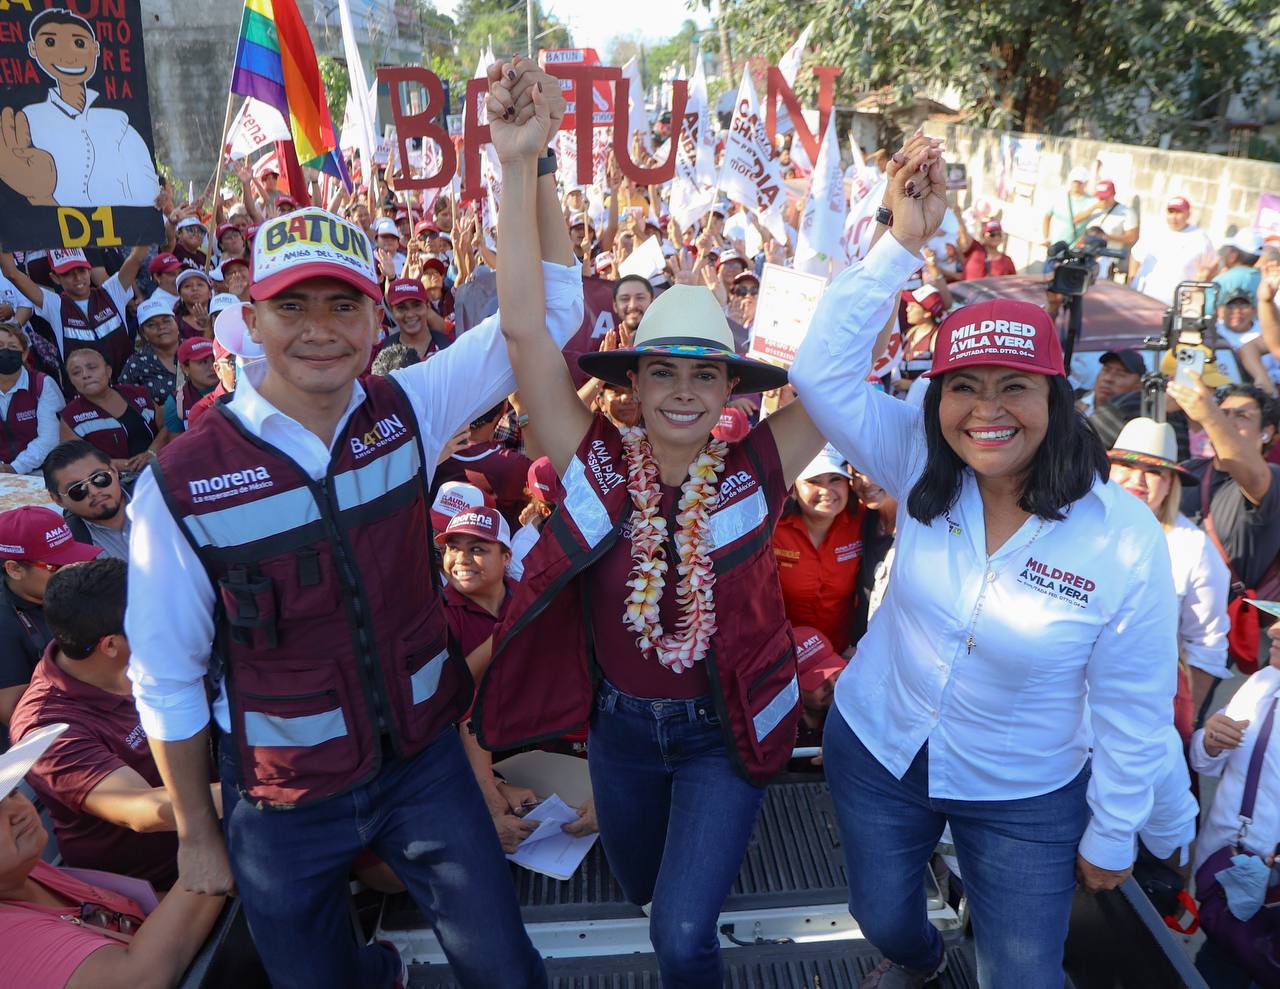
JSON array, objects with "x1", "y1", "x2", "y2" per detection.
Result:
[
  {"x1": 1166, "y1": 195, "x2": 1191, "y2": 213},
  {"x1": 435, "y1": 507, "x2": 511, "y2": 549},
  {"x1": 526, "y1": 457, "x2": 563, "y2": 504},
  {"x1": 0, "y1": 507, "x2": 102, "y2": 565},
  {"x1": 793, "y1": 626, "x2": 847, "y2": 692},
  {"x1": 250, "y1": 207, "x2": 381, "y2": 303},
  {"x1": 925, "y1": 299, "x2": 1063, "y2": 379},
  {"x1": 386, "y1": 279, "x2": 427, "y2": 306},
  {"x1": 430, "y1": 481, "x2": 490, "y2": 533},
  {"x1": 49, "y1": 249, "x2": 91, "y2": 274}
]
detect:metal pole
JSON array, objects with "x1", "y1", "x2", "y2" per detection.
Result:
[{"x1": 526, "y1": 0, "x2": 534, "y2": 57}]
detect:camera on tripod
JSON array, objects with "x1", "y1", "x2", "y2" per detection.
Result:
[
  {"x1": 1138, "y1": 282, "x2": 1222, "y2": 423},
  {"x1": 1046, "y1": 236, "x2": 1128, "y2": 297}
]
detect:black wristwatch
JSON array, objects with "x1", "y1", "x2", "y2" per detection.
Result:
[
  {"x1": 875, "y1": 206, "x2": 893, "y2": 227},
  {"x1": 536, "y1": 147, "x2": 557, "y2": 177}
]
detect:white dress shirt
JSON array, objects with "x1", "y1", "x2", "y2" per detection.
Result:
[
  {"x1": 1139, "y1": 727, "x2": 1198, "y2": 864},
  {"x1": 0, "y1": 368, "x2": 65, "y2": 475},
  {"x1": 792, "y1": 235, "x2": 1178, "y2": 871},
  {"x1": 125, "y1": 261, "x2": 584, "y2": 742},
  {"x1": 1166, "y1": 513, "x2": 1230, "y2": 679},
  {"x1": 1191, "y1": 665, "x2": 1280, "y2": 874}
]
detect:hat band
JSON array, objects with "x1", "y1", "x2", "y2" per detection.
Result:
[{"x1": 635, "y1": 337, "x2": 736, "y2": 357}]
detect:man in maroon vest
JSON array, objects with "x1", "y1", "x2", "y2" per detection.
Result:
[
  {"x1": 124, "y1": 91, "x2": 582, "y2": 986},
  {"x1": 0, "y1": 246, "x2": 148, "y2": 380}
]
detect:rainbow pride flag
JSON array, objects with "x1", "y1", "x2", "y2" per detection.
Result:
[{"x1": 230, "y1": 0, "x2": 336, "y2": 167}]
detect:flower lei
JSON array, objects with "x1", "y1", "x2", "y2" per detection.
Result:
[{"x1": 620, "y1": 425, "x2": 729, "y2": 672}]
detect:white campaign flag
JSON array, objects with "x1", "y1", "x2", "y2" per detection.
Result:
[
  {"x1": 720, "y1": 72, "x2": 787, "y2": 244},
  {"x1": 668, "y1": 50, "x2": 715, "y2": 231},
  {"x1": 621, "y1": 56, "x2": 652, "y2": 153},
  {"x1": 774, "y1": 22, "x2": 813, "y2": 136},
  {"x1": 795, "y1": 112, "x2": 847, "y2": 277},
  {"x1": 690, "y1": 53, "x2": 717, "y2": 188},
  {"x1": 226, "y1": 98, "x2": 291, "y2": 157},
  {"x1": 474, "y1": 48, "x2": 502, "y2": 225},
  {"x1": 337, "y1": 0, "x2": 376, "y2": 180},
  {"x1": 842, "y1": 175, "x2": 887, "y2": 265}
]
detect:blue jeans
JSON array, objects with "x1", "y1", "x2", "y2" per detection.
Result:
[
  {"x1": 220, "y1": 729, "x2": 544, "y2": 989},
  {"x1": 588, "y1": 678, "x2": 765, "y2": 988},
  {"x1": 823, "y1": 708, "x2": 1089, "y2": 989}
]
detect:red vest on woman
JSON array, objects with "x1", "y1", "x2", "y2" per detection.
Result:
[
  {"x1": 60, "y1": 383, "x2": 155, "y2": 460},
  {"x1": 152, "y1": 375, "x2": 471, "y2": 807},
  {"x1": 0, "y1": 371, "x2": 46, "y2": 463},
  {"x1": 59, "y1": 288, "x2": 132, "y2": 377},
  {"x1": 475, "y1": 416, "x2": 800, "y2": 785}
]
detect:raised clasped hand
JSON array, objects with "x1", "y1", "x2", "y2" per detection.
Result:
[
  {"x1": 883, "y1": 129, "x2": 947, "y2": 255},
  {"x1": 486, "y1": 57, "x2": 556, "y2": 164}
]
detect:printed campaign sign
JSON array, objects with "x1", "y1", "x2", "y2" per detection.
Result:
[
  {"x1": 747, "y1": 262, "x2": 829, "y2": 367},
  {"x1": 0, "y1": 3, "x2": 163, "y2": 252}
]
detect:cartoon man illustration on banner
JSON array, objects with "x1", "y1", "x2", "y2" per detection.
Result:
[{"x1": 0, "y1": 9, "x2": 158, "y2": 208}]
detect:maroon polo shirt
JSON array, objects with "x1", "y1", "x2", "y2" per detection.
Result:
[
  {"x1": 435, "y1": 442, "x2": 533, "y2": 527},
  {"x1": 444, "y1": 579, "x2": 513, "y2": 659},
  {"x1": 8, "y1": 645, "x2": 180, "y2": 889}
]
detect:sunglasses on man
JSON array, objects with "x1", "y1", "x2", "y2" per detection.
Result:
[{"x1": 62, "y1": 469, "x2": 114, "y2": 503}]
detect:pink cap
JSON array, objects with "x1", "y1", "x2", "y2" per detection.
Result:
[
  {"x1": 925, "y1": 300, "x2": 1064, "y2": 379},
  {"x1": 178, "y1": 338, "x2": 215, "y2": 364},
  {"x1": 1167, "y1": 195, "x2": 1191, "y2": 212},
  {"x1": 386, "y1": 279, "x2": 428, "y2": 306},
  {"x1": 794, "y1": 626, "x2": 847, "y2": 692},
  {"x1": 435, "y1": 507, "x2": 511, "y2": 548},
  {"x1": 526, "y1": 457, "x2": 563, "y2": 503},
  {"x1": 0, "y1": 507, "x2": 102, "y2": 565},
  {"x1": 49, "y1": 249, "x2": 91, "y2": 274},
  {"x1": 1094, "y1": 180, "x2": 1115, "y2": 200},
  {"x1": 712, "y1": 407, "x2": 751, "y2": 443}
]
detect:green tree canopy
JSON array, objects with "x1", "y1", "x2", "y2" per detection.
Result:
[{"x1": 718, "y1": 0, "x2": 1280, "y2": 148}]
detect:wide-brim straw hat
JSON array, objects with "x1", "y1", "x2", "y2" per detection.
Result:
[
  {"x1": 578, "y1": 284, "x2": 789, "y2": 394},
  {"x1": 1107, "y1": 417, "x2": 1197, "y2": 481}
]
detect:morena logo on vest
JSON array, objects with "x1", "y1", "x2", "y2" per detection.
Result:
[
  {"x1": 349, "y1": 414, "x2": 406, "y2": 457},
  {"x1": 188, "y1": 466, "x2": 274, "y2": 504},
  {"x1": 718, "y1": 470, "x2": 756, "y2": 504}
]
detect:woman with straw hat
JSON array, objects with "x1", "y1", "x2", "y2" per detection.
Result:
[
  {"x1": 1108, "y1": 416, "x2": 1231, "y2": 719},
  {"x1": 467, "y1": 58, "x2": 931, "y2": 986}
]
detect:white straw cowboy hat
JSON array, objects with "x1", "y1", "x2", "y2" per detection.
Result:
[
  {"x1": 578, "y1": 284, "x2": 790, "y2": 394},
  {"x1": 1107, "y1": 417, "x2": 1197, "y2": 481}
]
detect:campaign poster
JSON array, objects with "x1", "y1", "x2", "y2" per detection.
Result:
[
  {"x1": 0, "y1": 2, "x2": 163, "y2": 252},
  {"x1": 1256, "y1": 192, "x2": 1280, "y2": 239},
  {"x1": 748, "y1": 262, "x2": 829, "y2": 367}
]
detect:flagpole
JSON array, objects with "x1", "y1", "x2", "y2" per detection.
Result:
[{"x1": 205, "y1": 89, "x2": 238, "y2": 272}]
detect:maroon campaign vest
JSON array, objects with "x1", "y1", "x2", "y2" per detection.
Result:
[
  {"x1": 175, "y1": 381, "x2": 205, "y2": 427},
  {"x1": 152, "y1": 375, "x2": 471, "y2": 807},
  {"x1": 0, "y1": 371, "x2": 45, "y2": 463},
  {"x1": 475, "y1": 416, "x2": 800, "y2": 785},
  {"x1": 59, "y1": 287, "x2": 131, "y2": 377},
  {"x1": 60, "y1": 384, "x2": 155, "y2": 460}
]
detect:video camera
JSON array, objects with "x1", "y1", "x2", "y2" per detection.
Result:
[
  {"x1": 1139, "y1": 281, "x2": 1221, "y2": 423},
  {"x1": 1046, "y1": 236, "x2": 1128, "y2": 297}
]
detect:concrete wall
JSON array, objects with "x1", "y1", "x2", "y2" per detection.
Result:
[{"x1": 925, "y1": 122, "x2": 1280, "y2": 271}]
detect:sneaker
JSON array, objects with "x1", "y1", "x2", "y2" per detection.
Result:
[{"x1": 860, "y1": 954, "x2": 948, "y2": 988}]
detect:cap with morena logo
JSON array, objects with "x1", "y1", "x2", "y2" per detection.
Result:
[{"x1": 435, "y1": 507, "x2": 512, "y2": 549}]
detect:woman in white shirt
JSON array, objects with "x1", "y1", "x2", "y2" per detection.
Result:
[
  {"x1": 1107, "y1": 416, "x2": 1230, "y2": 719},
  {"x1": 791, "y1": 134, "x2": 1177, "y2": 989}
]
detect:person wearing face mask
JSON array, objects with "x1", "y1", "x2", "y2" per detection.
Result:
[
  {"x1": 119, "y1": 299, "x2": 181, "y2": 407},
  {"x1": 58, "y1": 349, "x2": 166, "y2": 474},
  {"x1": 0, "y1": 323, "x2": 64, "y2": 476},
  {"x1": 773, "y1": 446, "x2": 866, "y2": 656},
  {"x1": 791, "y1": 132, "x2": 1177, "y2": 989},
  {"x1": 475, "y1": 62, "x2": 830, "y2": 986},
  {"x1": 1108, "y1": 418, "x2": 1230, "y2": 717}
]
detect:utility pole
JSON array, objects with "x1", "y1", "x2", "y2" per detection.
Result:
[
  {"x1": 526, "y1": 0, "x2": 535, "y2": 57},
  {"x1": 718, "y1": 12, "x2": 734, "y2": 88}
]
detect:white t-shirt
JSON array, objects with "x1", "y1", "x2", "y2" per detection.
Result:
[
  {"x1": 1088, "y1": 202, "x2": 1139, "y2": 279},
  {"x1": 1131, "y1": 225, "x2": 1216, "y2": 305}
]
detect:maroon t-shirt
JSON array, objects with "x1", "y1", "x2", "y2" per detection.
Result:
[
  {"x1": 591, "y1": 423, "x2": 789, "y2": 700},
  {"x1": 444, "y1": 580, "x2": 512, "y2": 659},
  {"x1": 962, "y1": 240, "x2": 1016, "y2": 280},
  {"x1": 8, "y1": 647, "x2": 181, "y2": 889},
  {"x1": 435, "y1": 442, "x2": 533, "y2": 526}
]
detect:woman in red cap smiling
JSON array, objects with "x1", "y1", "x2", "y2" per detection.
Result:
[
  {"x1": 473, "y1": 58, "x2": 832, "y2": 986},
  {"x1": 792, "y1": 133, "x2": 1178, "y2": 989}
]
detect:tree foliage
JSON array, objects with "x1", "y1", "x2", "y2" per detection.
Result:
[
  {"x1": 318, "y1": 55, "x2": 352, "y2": 129},
  {"x1": 717, "y1": 0, "x2": 1280, "y2": 148}
]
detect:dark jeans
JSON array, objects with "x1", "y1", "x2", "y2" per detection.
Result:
[
  {"x1": 220, "y1": 729, "x2": 545, "y2": 989},
  {"x1": 823, "y1": 708, "x2": 1090, "y2": 989},
  {"x1": 588, "y1": 677, "x2": 765, "y2": 988}
]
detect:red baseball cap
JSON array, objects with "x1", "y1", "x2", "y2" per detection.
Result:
[
  {"x1": 902, "y1": 285, "x2": 945, "y2": 319},
  {"x1": 148, "y1": 252, "x2": 183, "y2": 276},
  {"x1": 49, "y1": 249, "x2": 91, "y2": 274},
  {"x1": 925, "y1": 299, "x2": 1064, "y2": 379},
  {"x1": 0, "y1": 507, "x2": 102, "y2": 565},
  {"x1": 430, "y1": 481, "x2": 490, "y2": 533},
  {"x1": 1094, "y1": 180, "x2": 1115, "y2": 200},
  {"x1": 982, "y1": 219, "x2": 1003, "y2": 235},
  {"x1": 794, "y1": 626, "x2": 847, "y2": 692},
  {"x1": 386, "y1": 278, "x2": 427, "y2": 307},
  {"x1": 526, "y1": 457, "x2": 563, "y2": 503},
  {"x1": 276, "y1": 195, "x2": 297, "y2": 210},
  {"x1": 422, "y1": 257, "x2": 448, "y2": 277},
  {"x1": 250, "y1": 207, "x2": 381, "y2": 303},
  {"x1": 435, "y1": 507, "x2": 511, "y2": 549},
  {"x1": 220, "y1": 255, "x2": 249, "y2": 273},
  {"x1": 415, "y1": 219, "x2": 441, "y2": 237},
  {"x1": 712, "y1": 407, "x2": 751, "y2": 443},
  {"x1": 216, "y1": 223, "x2": 240, "y2": 244},
  {"x1": 178, "y1": 338, "x2": 215, "y2": 364},
  {"x1": 1166, "y1": 195, "x2": 1191, "y2": 213}
]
